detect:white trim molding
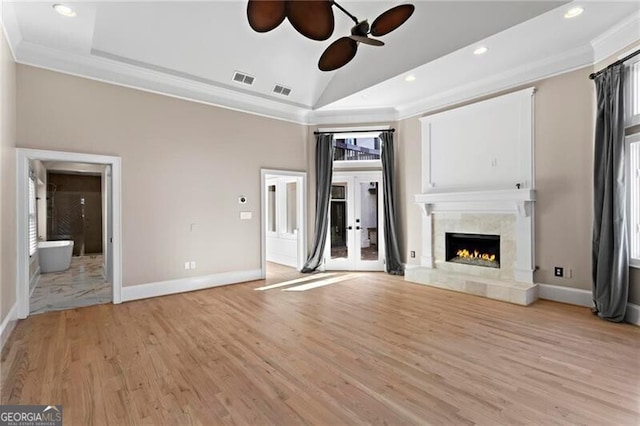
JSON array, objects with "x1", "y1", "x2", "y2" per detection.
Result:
[
  {"x1": 0, "y1": 303, "x2": 18, "y2": 352},
  {"x1": 537, "y1": 284, "x2": 640, "y2": 327},
  {"x1": 122, "y1": 269, "x2": 262, "y2": 302},
  {"x1": 16, "y1": 148, "x2": 123, "y2": 319},
  {"x1": 626, "y1": 303, "x2": 640, "y2": 326},
  {"x1": 397, "y1": 47, "x2": 590, "y2": 120},
  {"x1": 415, "y1": 189, "x2": 536, "y2": 216},
  {"x1": 538, "y1": 283, "x2": 593, "y2": 307},
  {"x1": 591, "y1": 11, "x2": 640, "y2": 65}
]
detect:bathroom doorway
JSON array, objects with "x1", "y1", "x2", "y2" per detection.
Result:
[
  {"x1": 260, "y1": 169, "x2": 307, "y2": 280},
  {"x1": 16, "y1": 149, "x2": 122, "y2": 319}
]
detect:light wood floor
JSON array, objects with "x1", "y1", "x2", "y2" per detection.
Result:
[{"x1": 2, "y1": 272, "x2": 639, "y2": 425}]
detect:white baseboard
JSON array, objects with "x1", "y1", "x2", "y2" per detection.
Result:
[
  {"x1": 625, "y1": 303, "x2": 640, "y2": 326},
  {"x1": 121, "y1": 269, "x2": 262, "y2": 302},
  {"x1": 0, "y1": 302, "x2": 18, "y2": 352},
  {"x1": 266, "y1": 254, "x2": 297, "y2": 269},
  {"x1": 537, "y1": 283, "x2": 593, "y2": 307},
  {"x1": 538, "y1": 283, "x2": 640, "y2": 326}
]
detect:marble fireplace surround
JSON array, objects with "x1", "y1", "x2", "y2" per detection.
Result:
[{"x1": 405, "y1": 189, "x2": 538, "y2": 305}]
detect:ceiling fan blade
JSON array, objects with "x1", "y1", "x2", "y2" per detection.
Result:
[
  {"x1": 247, "y1": 0, "x2": 286, "y2": 33},
  {"x1": 318, "y1": 37, "x2": 358, "y2": 71},
  {"x1": 286, "y1": 0, "x2": 334, "y2": 41},
  {"x1": 370, "y1": 4, "x2": 415, "y2": 37},
  {"x1": 349, "y1": 35, "x2": 384, "y2": 47}
]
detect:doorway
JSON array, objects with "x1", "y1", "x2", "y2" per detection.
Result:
[
  {"x1": 325, "y1": 171, "x2": 385, "y2": 271},
  {"x1": 261, "y1": 169, "x2": 307, "y2": 279},
  {"x1": 16, "y1": 149, "x2": 122, "y2": 319}
]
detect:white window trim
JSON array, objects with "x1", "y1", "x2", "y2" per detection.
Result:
[
  {"x1": 625, "y1": 54, "x2": 640, "y2": 128},
  {"x1": 627, "y1": 133, "x2": 640, "y2": 269},
  {"x1": 333, "y1": 159, "x2": 382, "y2": 169}
]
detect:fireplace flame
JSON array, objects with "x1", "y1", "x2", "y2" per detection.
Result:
[{"x1": 456, "y1": 248, "x2": 496, "y2": 262}]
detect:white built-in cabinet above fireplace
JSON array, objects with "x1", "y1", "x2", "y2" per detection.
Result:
[{"x1": 419, "y1": 87, "x2": 535, "y2": 194}]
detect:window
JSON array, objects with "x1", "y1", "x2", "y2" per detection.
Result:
[
  {"x1": 628, "y1": 134, "x2": 640, "y2": 267},
  {"x1": 28, "y1": 175, "x2": 37, "y2": 256},
  {"x1": 333, "y1": 137, "x2": 381, "y2": 162},
  {"x1": 332, "y1": 132, "x2": 383, "y2": 169},
  {"x1": 627, "y1": 55, "x2": 640, "y2": 267}
]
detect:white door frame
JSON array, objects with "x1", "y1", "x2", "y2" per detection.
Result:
[
  {"x1": 325, "y1": 170, "x2": 385, "y2": 271},
  {"x1": 16, "y1": 148, "x2": 123, "y2": 319},
  {"x1": 260, "y1": 169, "x2": 307, "y2": 277}
]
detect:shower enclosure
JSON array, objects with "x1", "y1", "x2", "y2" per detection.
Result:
[{"x1": 47, "y1": 172, "x2": 103, "y2": 256}]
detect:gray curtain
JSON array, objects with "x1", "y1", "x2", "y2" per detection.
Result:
[
  {"x1": 380, "y1": 131, "x2": 404, "y2": 275},
  {"x1": 592, "y1": 63, "x2": 628, "y2": 322},
  {"x1": 302, "y1": 134, "x2": 334, "y2": 273}
]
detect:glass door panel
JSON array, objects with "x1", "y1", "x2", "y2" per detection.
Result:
[{"x1": 359, "y1": 181, "x2": 379, "y2": 262}]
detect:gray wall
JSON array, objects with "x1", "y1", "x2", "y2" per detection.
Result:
[
  {"x1": 1, "y1": 28, "x2": 17, "y2": 326},
  {"x1": 17, "y1": 64, "x2": 308, "y2": 287}
]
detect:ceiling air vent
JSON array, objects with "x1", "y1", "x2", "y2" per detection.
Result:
[
  {"x1": 273, "y1": 84, "x2": 292, "y2": 96},
  {"x1": 232, "y1": 71, "x2": 255, "y2": 86}
]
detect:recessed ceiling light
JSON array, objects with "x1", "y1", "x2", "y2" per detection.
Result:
[
  {"x1": 473, "y1": 46, "x2": 488, "y2": 55},
  {"x1": 405, "y1": 75, "x2": 416, "y2": 82},
  {"x1": 564, "y1": 7, "x2": 584, "y2": 19},
  {"x1": 53, "y1": 4, "x2": 77, "y2": 17}
]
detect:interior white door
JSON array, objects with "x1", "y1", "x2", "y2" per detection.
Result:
[{"x1": 325, "y1": 172, "x2": 384, "y2": 271}]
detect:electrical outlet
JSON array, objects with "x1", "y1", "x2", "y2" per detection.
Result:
[
  {"x1": 410, "y1": 250, "x2": 416, "y2": 258},
  {"x1": 190, "y1": 261, "x2": 196, "y2": 269},
  {"x1": 554, "y1": 266, "x2": 564, "y2": 277},
  {"x1": 184, "y1": 261, "x2": 191, "y2": 270}
]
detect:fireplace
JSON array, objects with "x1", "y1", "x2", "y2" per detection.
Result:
[{"x1": 445, "y1": 232, "x2": 500, "y2": 269}]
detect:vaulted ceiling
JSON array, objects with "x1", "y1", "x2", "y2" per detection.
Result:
[{"x1": 3, "y1": 1, "x2": 639, "y2": 123}]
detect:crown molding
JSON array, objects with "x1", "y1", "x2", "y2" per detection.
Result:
[
  {"x1": 15, "y1": 42, "x2": 312, "y2": 125},
  {"x1": 396, "y1": 43, "x2": 593, "y2": 121},
  {"x1": 591, "y1": 11, "x2": 640, "y2": 65},
  {"x1": 308, "y1": 107, "x2": 398, "y2": 125},
  {"x1": 0, "y1": 1, "x2": 20, "y2": 61}
]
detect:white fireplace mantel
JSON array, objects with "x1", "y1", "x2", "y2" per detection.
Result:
[
  {"x1": 414, "y1": 188, "x2": 536, "y2": 284},
  {"x1": 414, "y1": 188, "x2": 536, "y2": 217}
]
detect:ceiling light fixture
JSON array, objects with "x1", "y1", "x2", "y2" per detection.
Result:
[
  {"x1": 405, "y1": 75, "x2": 416, "y2": 82},
  {"x1": 53, "y1": 4, "x2": 76, "y2": 17},
  {"x1": 247, "y1": 1, "x2": 415, "y2": 72},
  {"x1": 564, "y1": 6, "x2": 584, "y2": 19},
  {"x1": 473, "y1": 46, "x2": 488, "y2": 55}
]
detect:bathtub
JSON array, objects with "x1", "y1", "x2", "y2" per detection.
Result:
[{"x1": 38, "y1": 240, "x2": 74, "y2": 273}]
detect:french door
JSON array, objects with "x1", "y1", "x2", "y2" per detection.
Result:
[{"x1": 324, "y1": 172, "x2": 385, "y2": 271}]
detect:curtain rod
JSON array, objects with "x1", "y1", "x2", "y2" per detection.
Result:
[
  {"x1": 589, "y1": 48, "x2": 640, "y2": 80},
  {"x1": 314, "y1": 128, "x2": 395, "y2": 135}
]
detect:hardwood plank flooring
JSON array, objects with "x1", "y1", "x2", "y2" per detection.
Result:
[{"x1": 2, "y1": 272, "x2": 639, "y2": 425}]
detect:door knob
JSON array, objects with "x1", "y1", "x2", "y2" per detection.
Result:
[
  {"x1": 347, "y1": 226, "x2": 353, "y2": 230},
  {"x1": 356, "y1": 226, "x2": 361, "y2": 230}
]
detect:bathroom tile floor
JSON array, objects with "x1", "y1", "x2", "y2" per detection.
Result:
[{"x1": 30, "y1": 255, "x2": 111, "y2": 315}]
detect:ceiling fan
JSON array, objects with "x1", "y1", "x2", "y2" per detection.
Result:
[{"x1": 247, "y1": 0, "x2": 415, "y2": 72}]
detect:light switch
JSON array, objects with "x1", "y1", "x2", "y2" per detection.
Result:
[{"x1": 240, "y1": 211, "x2": 252, "y2": 220}]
